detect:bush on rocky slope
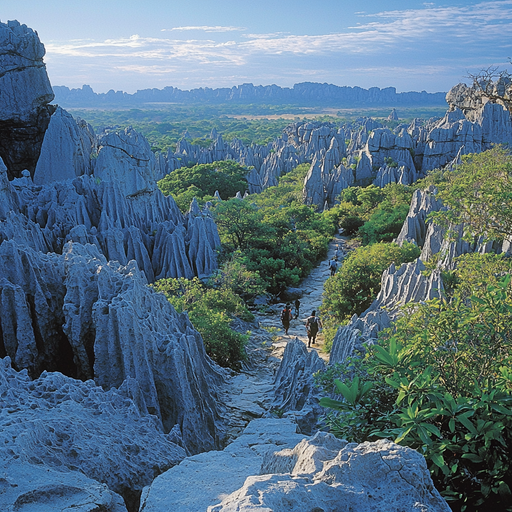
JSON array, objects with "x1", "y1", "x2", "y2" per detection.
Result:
[{"x1": 320, "y1": 253, "x2": 512, "y2": 511}]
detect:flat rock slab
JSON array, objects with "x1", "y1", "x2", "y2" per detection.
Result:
[{"x1": 139, "y1": 418, "x2": 305, "y2": 512}]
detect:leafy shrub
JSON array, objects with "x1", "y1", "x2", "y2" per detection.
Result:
[
  {"x1": 358, "y1": 203, "x2": 410, "y2": 244},
  {"x1": 428, "y1": 146, "x2": 512, "y2": 242},
  {"x1": 158, "y1": 161, "x2": 249, "y2": 211},
  {"x1": 321, "y1": 241, "x2": 420, "y2": 330},
  {"x1": 211, "y1": 163, "x2": 335, "y2": 294},
  {"x1": 152, "y1": 277, "x2": 250, "y2": 369},
  {"x1": 319, "y1": 254, "x2": 512, "y2": 511}
]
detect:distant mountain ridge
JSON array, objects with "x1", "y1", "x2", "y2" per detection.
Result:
[{"x1": 53, "y1": 82, "x2": 447, "y2": 108}]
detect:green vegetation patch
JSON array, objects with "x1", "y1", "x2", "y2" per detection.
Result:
[
  {"x1": 317, "y1": 253, "x2": 512, "y2": 511},
  {"x1": 158, "y1": 161, "x2": 249, "y2": 212},
  {"x1": 211, "y1": 163, "x2": 336, "y2": 295},
  {"x1": 152, "y1": 275, "x2": 253, "y2": 370}
]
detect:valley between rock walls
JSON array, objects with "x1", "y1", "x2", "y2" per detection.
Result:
[{"x1": 2, "y1": 18, "x2": 511, "y2": 512}]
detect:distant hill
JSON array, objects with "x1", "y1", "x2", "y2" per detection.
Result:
[{"x1": 52, "y1": 82, "x2": 447, "y2": 108}]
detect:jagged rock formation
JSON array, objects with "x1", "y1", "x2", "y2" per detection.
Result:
[
  {"x1": 53, "y1": 82, "x2": 447, "y2": 108},
  {"x1": 0, "y1": 239, "x2": 227, "y2": 453},
  {"x1": 0, "y1": 20, "x2": 55, "y2": 179},
  {"x1": 1, "y1": 145, "x2": 219, "y2": 281},
  {"x1": 33, "y1": 106, "x2": 95, "y2": 184},
  {"x1": 210, "y1": 434, "x2": 450, "y2": 512},
  {"x1": 155, "y1": 82, "x2": 512, "y2": 210},
  {"x1": 396, "y1": 186, "x2": 445, "y2": 247},
  {"x1": 0, "y1": 20, "x2": 227, "y2": 465},
  {"x1": 271, "y1": 339, "x2": 325, "y2": 435},
  {"x1": 0, "y1": 357, "x2": 185, "y2": 509}
]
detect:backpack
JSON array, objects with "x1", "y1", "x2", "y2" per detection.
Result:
[
  {"x1": 330, "y1": 260, "x2": 337, "y2": 270},
  {"x1": 281, "y1": 308, "x2": 292, "y2": 322},
  {"x1": 307, "y1": 316, "x2": 319, "y2": 334}
]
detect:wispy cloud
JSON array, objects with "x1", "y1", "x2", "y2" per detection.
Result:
[
  {"x1": 161, "y1": 26, "x2": 245, "y2": 32},
  {"x1": 45, "y1": 0, "x2": 512, "y2": 93},
  {"x1": 47, "y1": 1, "x2": 512, "y2": 65}
]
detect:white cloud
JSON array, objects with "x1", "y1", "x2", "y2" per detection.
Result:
[
  {"x1": 161, "y1": 26, "x2": 245, "y2": 33},
  {"x1": 45, "y1": 1, "x2": 512, "y2": 78}
]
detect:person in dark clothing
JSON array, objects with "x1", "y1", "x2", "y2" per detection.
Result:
[
  {"x1": 294, "y1": 298, "x2": 301, "y2": 319},
  {"x1": 329, "y1": 259, "x2": 338, "y2": 277},
  {"x1": 305, "y1": 310, "x2": 323, "y2": 347},
  {"x1": 280, "y1": 303, "x2": 293, "y2": 335}
]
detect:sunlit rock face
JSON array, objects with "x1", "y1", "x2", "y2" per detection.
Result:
[
  {"x1": 0, "y1": 240, "x2": 227, "y2": 453},
  {"x1": 33, "y1": 107, "x2": 95, "y2": 184},
  {"x1": 210, "y1": 434, "x2": 450, "y2": 512},
  {"x1": 0, "y1": 20, "x2": 55, "y2": 179}
]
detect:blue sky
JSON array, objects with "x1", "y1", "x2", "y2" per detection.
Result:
[{"x1": 2, "y1": 0, "x2": 512, "y2": 93}]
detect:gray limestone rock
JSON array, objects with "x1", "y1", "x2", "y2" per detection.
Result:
[
  {"x1": 33, "y1": 107, "x2": 94, "y2": 184},
  {"x1": 329, "y1": 324, "x2": 365, "y2": 365},
  {"x1": 260, "y1": 431, "x2": 347, "y2": 476},
  {"x1": 0, "y1": 356, "x2": 185, "y2": 508},
  {"x1": 0, "y1": 460, "x2": 128, "y2": 512},
  {"x1": 422, "y1": 108, "x2": 482, "y2": 172},
  {"x1": 0, "y1": 20, "x2": 55, "y2": 178},
  {"x1": 94, "y1": 127, "x2": 157, "y2": 197},
  {"x1": 302, "y1": 156, "x2": 324, "y2": 208},
  {"x1": 272, "y1": 339, "x2": 325, "y2": 434},
  {"x1": 139, "y1": 418, "x2": 306, "y2": 512},
  {"x1": 0, "y1": 240, "x2": 227, "y2": 454},
  {"x1": 209, "y1": 438, "x2": 450, "y2": 512},
  {"x1": 396, "y1": 186, "x2": 444, "y2": 247}
]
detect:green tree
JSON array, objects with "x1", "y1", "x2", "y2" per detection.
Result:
[
  {"x1": 212, "y1": 199, "x2": 269, "y2": 250},
  {"x1": 321, "y1": 242, "x2": 420, "y2": 335},
  {"x1": 158, "y1": 161, "x2": 249, "y2": 208},
  {"x1": 429, "y1": 146, "x2": 512, "y2": 241}
]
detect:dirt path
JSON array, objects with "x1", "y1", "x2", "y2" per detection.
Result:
[
  {"x1": 258, "y1": 234, "x2": 346, "y2": 361},
  {"x1": 221, "y1": 234, "x2": 346, "y2": 441}
]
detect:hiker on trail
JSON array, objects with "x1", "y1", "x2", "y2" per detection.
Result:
[
  {"x1": 329, "y1": 259, "x2": 338, "y2": 277},
  {"x1": 305, "y1": 310, "x2": 322, "y2": 348},
  {"x1": 294, "y1": 298, "x2": 300, "y2": 319},
  {"x1": 334, "y1": 244, "x2": 340, "y2": 260},
  {"x1": 280, "y1": 303, "x2": 293, "y2": 335}
]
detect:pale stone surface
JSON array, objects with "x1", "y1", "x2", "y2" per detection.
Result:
[
  {"x1": 139, "y1": 418, "x2": 306, "y2": 512},
  {"x1": 0, "y1": 240, "x2": 227, "y2": 453},
  {"x1": 209, "y1": 438, "x2": 450, "y2": 512},
  {"x1": 0, "y1": 460, "x2": 128, "y2": 512},
  {"x1": 33, "y1": 107, "x2": 94, "y2": 184},
  {"x1": 396, "y1": 186, "x2": 444, "y2": 247},
  {"x1": 0, "y1": 357, "x2": 185, "y2": 506},
  {"x1": 94, "y1": 127, "x2": 157, "y2": 197},
  {"x1": 271, "y1": 338, "x2": 325, "y2": 434}
]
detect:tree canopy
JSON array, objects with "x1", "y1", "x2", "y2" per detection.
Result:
[
  {"x1": 158, "y1": 161, "x2": 249, "y2": 210},
  {"x1": 429, "y1": 146, "x2": 512, "y2": 241}
]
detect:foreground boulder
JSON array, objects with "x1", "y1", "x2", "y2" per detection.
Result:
[
  {"x1": 0, "y1": 357, "x2": 186, "y2": 510},
  {"x1": 139, "y1": 418, "x2": 306, "y2": 512},
  {"x1": 210, "y1": 433, "x2": 450, "y2": 512}
]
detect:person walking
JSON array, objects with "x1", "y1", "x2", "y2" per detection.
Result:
[
  {"x1": 305, "y1": 310, "x2": 323, "y2": 347},
  {"x1": 294, "y1": 298, "x2": 301, "y2": 319},
  {"x1": 280, "y1": 303, "x2": 293, "y2": 335},
  {"x1": 329, "y1": 259, "x2": 338, "y2": 277}
]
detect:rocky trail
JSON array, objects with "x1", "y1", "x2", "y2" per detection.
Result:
[
  {"x1": 139, "y1": 233, "x2": 449, "y2": 512},
  {"x1": 222, "y1": 233, "x2": 346, "y2": 440},
  {"x1": 139, "y1": 236, "x2": 346, "y2": 511}
]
